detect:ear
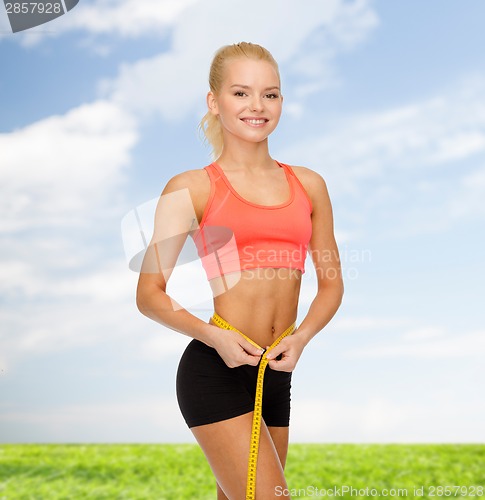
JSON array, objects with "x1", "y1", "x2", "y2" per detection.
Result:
[{"x1": 207, "y1": 91, "x2": 219, "y2": 117}]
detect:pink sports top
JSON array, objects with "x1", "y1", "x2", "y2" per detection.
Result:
[{"x1": 192, "y1": 161, "x2": 313, "y2": 280}]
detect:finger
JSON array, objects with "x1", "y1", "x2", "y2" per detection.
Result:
[
  {"x1": 241, "y1": 351, "x2": 261, "y2": 366},
  {"x1": 265, "y1": 344, "x2": 286, "y2": 360},
  {"x1": 267, "y1": 358, "x2": 292, "y2": 372},
  {"x1": 247, "y1": 357, "x2": 261, "y2": 367},
  {"x1": 241, "y1": 340, "x2": 264, "y2": 357}
]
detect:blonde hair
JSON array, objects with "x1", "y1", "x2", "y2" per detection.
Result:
[{"x1": 198, "y1": 41, "x2": 281, "y2": 160}]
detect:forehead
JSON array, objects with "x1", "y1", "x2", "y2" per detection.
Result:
[{"x1": 223, "y1": 58, "x2": 279, "y2": 87}]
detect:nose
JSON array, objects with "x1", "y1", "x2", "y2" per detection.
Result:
[{"x1": 249, "y1": 95, "x2": 264, "y2": 112}]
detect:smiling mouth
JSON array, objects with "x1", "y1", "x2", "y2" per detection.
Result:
[{"x1": 241, "y1": 118, "x2": 269, "y2": 126}]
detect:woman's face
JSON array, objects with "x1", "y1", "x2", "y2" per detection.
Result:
[{"x1": 208, "y1": 58, "x2": 283, "y2": 146}]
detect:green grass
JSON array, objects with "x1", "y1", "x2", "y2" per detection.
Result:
[{"x1": 0, "y1": 444, "x2": 483, "y2": 499}]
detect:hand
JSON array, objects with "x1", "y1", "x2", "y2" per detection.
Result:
[
  {"x1": 265, "y1": 333, "x2": 307, "y2": 372},
  {"x1": 209, "y1": 325, "x2": 264, "y2": 368}
]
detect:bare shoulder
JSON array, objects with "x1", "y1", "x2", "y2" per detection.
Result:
[
  {"x1": 162, "y1": 167, "x2": 209, "y2": 194},
  {"x1": 161, "y1": 166, "x2": 211, "y2": 222},
  {"x1": 286, "y1": 164, "x2": 329, "y2": 205}
]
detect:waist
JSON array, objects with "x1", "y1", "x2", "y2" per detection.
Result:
[
  {"x1": 210, "y1": 312, "x2": 296, "y2": 352},
  {"x1": 209, "y1": 315, "x2": 296, "y2": 351},
  {"x1": 210, "y1": 283, "x2": 299, "y2": 347}
]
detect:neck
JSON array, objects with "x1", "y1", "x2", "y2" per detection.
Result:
[{"x1": 215, "y1": 137, "x2": 274, "y2": 171}]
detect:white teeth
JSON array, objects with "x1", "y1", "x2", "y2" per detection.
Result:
[{"x1": 244, "y1": 119, "x2": 266, "y2": 124}]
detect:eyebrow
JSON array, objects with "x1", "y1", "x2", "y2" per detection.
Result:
[{"x1": 230, "y1": 84, "x2": 281, "y2": 91}]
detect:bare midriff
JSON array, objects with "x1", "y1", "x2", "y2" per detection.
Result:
[{"x1": 208, "y1": 267, "x2": 302, "y2": 348}]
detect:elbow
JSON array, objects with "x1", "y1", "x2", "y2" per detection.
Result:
[
  {"x1": 136, "y1": 290, "x2": 149, "y2": 317},
  {"x1": 334, "y1": 269, "x2": 345, "y2": 304},
  {"x1": 135, "y1": 281, "x2": 154, "y2": 318},
  {"x1": 136, "y1": 280, "x2": 168, "y2": 319},
  {"x1": 335, "y1": 273, "x2": 345, "y2": 305},
  {"x1": 330, "y1": 280, "x2": 344, "y2": 308},
  {"x1": 319, "y1": 276, "x2": 344, "y2": 305},
  {"x1": 337, "y1": 280, "x2": 344, "y2": 305}
]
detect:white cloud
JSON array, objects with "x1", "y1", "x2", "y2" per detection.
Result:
[
  {"x1": 0, "y1": 257, "x2": 212, "y2": 370},
  {"x1": 7, "y1": 0, "x2": 199, "y2": 48},
  {"x1": 400, "y1": 326, "x2": 445, "y2": 341},
  {"x1": 0, "y1": 289, "x2": 197, "y2": 379},
  {"x1": 53, "y1": 259, "x2": 137, "y2": 302},
  {"x1": 0, "y1": 98, "x2": 144, "y2": 372},
  {"x1": 0, "y1": 99, "x2": 138, "y2": 232},
  {"x1": 0, "y1": 97, "x2": 146, "y2": 375},
  {"x1": 0, "y1": 398, "x2": 189, "y2": 443},
  {"x1": 448, "y1": 166, "x2": 485, "y2": 220},
  {"x1": 332, "y1": 316, "x2": 411, "y2": 331},
  {"x1": 1, "y1": 295, "x2": 137, "y2": 359},
  {"x1": 280, "y1": 76, "x2": 485, "y2": 196},
  {"x1": 291, "y1": 394, "x2": 485, "y2": 442},
  {"x1": 65, "y1": 0, "x2": 198, "y2": 37},
  {"x1": 344, "y1": 329, "x2": 485, "y2": 359},
  {"x1": 138, "y1": 332, "x2": 191, "y2": 361},
  {"x1": 99, "y1": 49, "x2": 208, "y2": 122},
  {"x1": 3, "y1": 391, "x2": 484, "y2": 443},
  {"x1": 291, "y1": 397, "x2": 416, "y2": 442}
]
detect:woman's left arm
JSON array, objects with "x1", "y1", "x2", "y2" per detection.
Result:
[{"x1": 267, "y1": 168, "x2": 344, "y2": 371}]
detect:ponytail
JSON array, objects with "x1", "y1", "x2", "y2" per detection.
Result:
[{"x1": 198, "y1": 110, "x2": 224, "y2": 161}]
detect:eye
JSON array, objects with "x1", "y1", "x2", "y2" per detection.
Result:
[
  {"x1": 234, "y1": 91, "x2": 247, "y2": 97},
  {"x1": 266, "y1": 93, "x2": 280, "y2": 99}
]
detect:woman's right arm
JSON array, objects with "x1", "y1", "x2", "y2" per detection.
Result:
[
  {"x1": 135, "y1": 170, "x2": 263, "y2": 366},
  {"x1": 135, "y1": 170, "x2": 217, "y2": 345}
]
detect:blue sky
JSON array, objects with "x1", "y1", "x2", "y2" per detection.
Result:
[{"x1": 1, "y1": 0, "x2": 484, "y2": 444}]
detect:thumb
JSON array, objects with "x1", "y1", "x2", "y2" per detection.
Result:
[
  {"x1": 242, "y1": 339, "x2": 264, "y2": 357},
  {"x1": 265, "y1": 344, "x2": 284, "y2": 361}
]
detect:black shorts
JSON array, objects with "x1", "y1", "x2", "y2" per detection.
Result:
[{"x1": 176, "y1": 338, "x2": 292, "y2": 428}]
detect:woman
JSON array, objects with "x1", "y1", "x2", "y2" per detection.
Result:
[{"x1": 136, "y1": 42, "x2": 344, "y2": 499}]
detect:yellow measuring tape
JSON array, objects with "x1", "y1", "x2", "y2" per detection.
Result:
[{"x1": 211, "y1": 312, "x2": 296, "y2": 500}]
